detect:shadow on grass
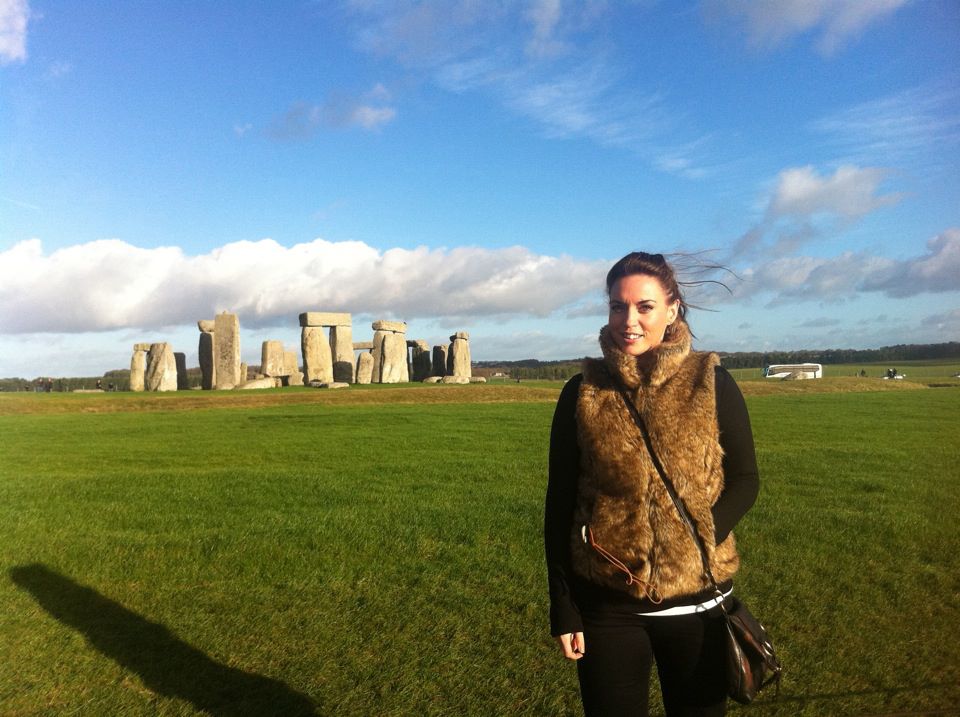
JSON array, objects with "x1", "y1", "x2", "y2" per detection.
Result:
[{"x1": 10, "y1": 564, "x2": 317, "y2": 716}]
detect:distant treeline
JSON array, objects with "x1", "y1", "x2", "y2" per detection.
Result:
[
  {"x1": 716, "y1": 342, "x2": 960, "y2": 369},
  {"x1": 475, "y1": 341, "x2": 960, "y2": 380},
  {"x1": 3, "y1": 342, "x2": 957, "y2": 390}
]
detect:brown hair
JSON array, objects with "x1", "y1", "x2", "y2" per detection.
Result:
[{"x1": 605, "y1": 252, "x2": 689, "y2": 327}]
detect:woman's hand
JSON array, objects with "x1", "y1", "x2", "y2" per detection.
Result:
[{"x1": 556, "y1": 632, "x2": 586, "y2": 660}]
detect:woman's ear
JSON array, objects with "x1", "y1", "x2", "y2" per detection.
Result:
[{"x1": 667, "y1": 301, "x2": 679, "y2": 325}]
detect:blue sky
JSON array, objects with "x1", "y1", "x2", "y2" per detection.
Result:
[{"x1": 1, "y1": 0, "x2": 958, "y2": 377}]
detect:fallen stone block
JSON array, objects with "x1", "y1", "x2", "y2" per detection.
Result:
[
  {"x1": 440, "y1": 376, "x2": 470, "y2": 384},
  {"x1": 238, "y1": 377, "x2": 280, "y2": 389}
]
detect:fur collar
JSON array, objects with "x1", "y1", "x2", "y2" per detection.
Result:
[{"x1": 597, "y1": 320, "x2": 692, "y2": 390}]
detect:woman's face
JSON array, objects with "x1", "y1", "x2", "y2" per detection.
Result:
[{"x1": 608, "y1": 274, "x2": 679, "y2": 356}]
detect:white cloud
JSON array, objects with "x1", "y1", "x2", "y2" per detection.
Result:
[
  {"x1": 267, "y1": 85, "x2": 396, "y2": 139},
  {"x1": 0, "y1": 237, "x2": 608, "y2": 335},
  {"x1": 705, "y1": 0, "x2": 909, "y2": 54},
  {"x1": 859, "y1": 229, "x2": 960, "y2": 297},
  {"x1": 348, "y1": 104, "x2": 396, "y2": 130},
  {"x1": 718, "y1": 228, "x2": 960, "y2": 305},
  {"x1": 0, "y1": 0, "x2": 28, "y2": 64},
  {"x1": 728, "y1": 164, "x2": 901, "y2": 260},
  {"x1": 767, "y1": 165, "x2": 900, "y2": 220}
]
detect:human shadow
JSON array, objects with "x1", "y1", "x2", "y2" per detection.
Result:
[{"x1": 10, "y1": 564, "x2": 317, "y2": 716}]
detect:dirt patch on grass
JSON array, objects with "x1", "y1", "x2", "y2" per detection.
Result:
[
  {"x1": 2, "y1": 376, "x2": 932, "y2": 416},
  {"x1": 0, "y1": 384, "x2": 562, "y2": 416},
  {"x1": 737, "y1": 376, "x2": 927, "y2": 396}
]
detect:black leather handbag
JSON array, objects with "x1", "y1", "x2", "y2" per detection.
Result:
[{"x1": 615, "y1": 386, "x2": 782, "y2": 704}]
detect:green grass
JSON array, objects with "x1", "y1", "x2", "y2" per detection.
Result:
[{"x1": 1, "y1": 385, "x2": 958, "y2": 715}]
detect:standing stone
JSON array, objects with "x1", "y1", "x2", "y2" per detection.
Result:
[
  {"x1": 174, "y1": 352, "x2": 188, "y2": 390},
  {"x1": 356, "y1": 352, "x2": 374, "y2": 384},
  {"x1": 432, "y1": 345, "x2": 448, "y2": 377},
  {"x1": 261, "y1": 340, "x2": 286, "y2": 377},
  {"x1": 371, "y1": 330, "x2": 388, "y2": 382},
  {"x1": 330, "y1": 325, "x2": 355, "y2": 383},
  {"x1": 371, "y1": 320, "x2": 407, "y2": 383},
  {"x1": 302, "y1": 326, "x2": 334, "y2": 383},
  {"x1": 449, "y1": 332, "x2": 471, "y2": 378},
  {"x1": 380, "y1": 333, "x2": 409, "y2": 383},
  {"x1": 145, "y1": 343, "x2": 178, "y2": 392},
  {"x1": 411, "y1": 340, "x2": 432, "y2": 382},
  {"x1": 214, "y1": 312, "x2": 241, "y2": 389},
  {"x1": 283, "y1": 350, "x2": 304, "y2": 386},
  {"x1": 239, "y1": 362, "x2": 248, "y2": 384},
  {"x1": 198, "y1": 325, "x2": 215, "y2": 390},
  {"x1": 130, "y1": 346, "x2": 147, "y2": 392}
]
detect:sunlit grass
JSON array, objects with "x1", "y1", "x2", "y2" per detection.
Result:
[{"x1": 1, "y1": 384, "x2": 957, "y2": 715}]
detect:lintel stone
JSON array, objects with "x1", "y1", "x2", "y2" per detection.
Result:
[
  {"x1": 197, "y1": 320, "x2": 215, "y2": 333},
  {"x1": 372, "y1": 319, "x2": 407, "y2": 332},
  {"x1": 299, "y1": 312, "x2": 352, "y2": 328}
]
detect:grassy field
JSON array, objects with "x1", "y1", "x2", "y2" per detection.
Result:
[{"x1": 1, "y1": 381, "x2": 958, "y2": 716}]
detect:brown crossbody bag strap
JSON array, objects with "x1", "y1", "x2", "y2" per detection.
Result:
[{"x1": 612, "y1": 383, "x2": 724, "y2": 599}]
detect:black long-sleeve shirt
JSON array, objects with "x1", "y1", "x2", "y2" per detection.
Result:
[{"x1": 545, "y1": 366, "x2": 759, "y2": 636}]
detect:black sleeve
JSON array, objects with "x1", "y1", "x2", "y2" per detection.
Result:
[
  {"x1": 712, "y1": 366, "x2": 760, "y2": 543},
  {"x1": 544, "y1": 374, "x2": 584, "y2": 636}
]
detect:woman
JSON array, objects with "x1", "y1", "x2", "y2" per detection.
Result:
[{"x1": 545, "y1": 252, "x2": 759, "y2": 716}]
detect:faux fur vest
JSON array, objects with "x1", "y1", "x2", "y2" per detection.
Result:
[{"x1": 570, "y1": 321, "x2": 739, "y2": 601}]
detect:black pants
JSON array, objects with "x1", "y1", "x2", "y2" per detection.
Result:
[{"x1": 576, "y1": 607, "x2": 728, "y2": 717}]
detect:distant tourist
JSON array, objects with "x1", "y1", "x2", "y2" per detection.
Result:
[{"x1": 544, "y1": 251, "x2": 760, "y2": 716}]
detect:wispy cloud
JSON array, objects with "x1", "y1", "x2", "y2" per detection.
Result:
[
  {"x1": 0, "y1": 0, "x2": 29, "y2": 64},
  {"x1": 704, "y1": 0, "x2": 909, "y2": 55},
  {"x1": 45, "y1": 60, "x2": 72, "y2": 79},
  {"x1": 811, "y1": 82, "x2": 960, "y2": 168},
  {"x1": 266, "y1": 85, "x2": 396, "y2": 140},
  {"x1": 346, "y1": 1, "x2": 707, "y2": 176},
  {"x1": 525, "y1": 0, "x2": 566, "y2": 59},
  {"x1": 1, "y1": 194, "x2": 40, "y2": 210},
  {"x1": 0, "y1": 238, "x2": 607, "y2": 334},
  {"x1": 920, "y1": 308, "x2": 960, "y2": 334}
]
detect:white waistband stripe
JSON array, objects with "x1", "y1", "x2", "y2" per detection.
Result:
[{"x1": 635, "y1": 588, "x2": 732, "y2": 617}]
